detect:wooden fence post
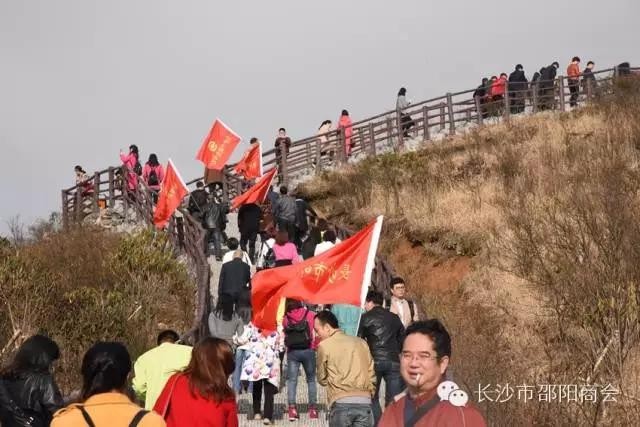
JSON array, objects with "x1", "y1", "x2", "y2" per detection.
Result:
[
  {"x1": 305, "y1": 141, "x2": 312, "y2": 171},
  {"x1": 108, "y1": 167, "x2": 115, "y2": 208},
  {"x1": 586, "y1": 79, "x2": 593, "y2": 100},
  {"x1": 422, "y1": 105, "x2": 431, "y2": 141},
  {"x1": 93, "y1": 171, "x2": 100, "y2": 214},
  {"x1": 386, "y1": 116, "x2": 394, "y2": 149},
  {"x1": 281, "y1": 148, "x2": 289, "y2": 186},
  {"x1": 368, "y1": 122, "x2": 377, "y2": 156},
  {"x1": 504, "y1": 81, "x2": 511, "y2": 121},
  {"x1": 439, "y1": 102, "x2": 446, "y2": 131},
  {"x1": 61, "y1": 191, "x2": 69, "y2": 229},
  {"x1": 75, "y1": 189, "x2": 83, "y2": 223},
  {"x1": 532, "y1": 84, "x2": 539, "y2": 113},
  {"x1": 338, "y1": 127, "x2": 347, "y2": 163},
  {"x1": 446, "y1": 93, "x2": 455, "y2": 135},
  {"x1": 221, "y1": 170, "x2": 230, "y2": 203},
  {"x1": 558, "y1": 77, "x2": 566, "y2": 112},
  {"x1": 314, "y1": 138, "x2": 322, "y2": 175},
  {"x1": 474, "y1": 96, "x2": 484, "y2": 126}
]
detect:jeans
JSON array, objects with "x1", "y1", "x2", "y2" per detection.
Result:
[
  {"x1": 252, "y1": 379, "x2": 277, "y2": 420},
  {"x1": 286, "y1": 349, "x2": 317, "y2": 405},
  {"x1": 372, "y1": 361, "x2": 404, "y2": 424},
  {"x1": 206, "y1": 228, "x2": 223, "y2": 258},
  {"x1": 233, "y1": 349, "x2": 246, "y2": 393},
  {"x1": 329, "y1": 403, "x2": 373, "y2": 427}
]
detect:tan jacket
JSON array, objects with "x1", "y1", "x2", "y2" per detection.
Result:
[
  {"x1": 387, "y1": 296, "x2": 420, "y2": 328},
  {"x1": 316, "y1": 330, "x2": 376, "y2": 406},
  {"x1": 51, "y1": 392, "x2": 165, "y2": 427}
]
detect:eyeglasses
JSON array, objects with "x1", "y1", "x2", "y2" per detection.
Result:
[{"x1": 401, "y1": 352, "x2": 439, "y2": 363}]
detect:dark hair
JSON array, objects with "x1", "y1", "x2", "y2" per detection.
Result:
[
  {"x1": 323, "y1": 229, "x2": 337, "y2": 243},
  {"x1": 572, "y1": 56, "x2": 580, "y2": 62},
  {"x1": 285, "y1": 299, "x2": 303, "y2": 313},
  {"x1": 75, "y1": 165, "x2": 86, "y2": 174},
  {"x1": 500, "y1": 73, "x2": 507, "y2": 78},
  {"x1": 552, "y1": 62, "x2": 560, "y2": 68},
  {"x1": 587, "y1": 61, "x2": 594, "y2": 66},
  {"x1": 366, "y1": 290, "x2": 383, "y2": 306},
  {"x1": 1, "y1": 335, "x2": 60, "y2": 377},
  {"x1": 275, "y1": 230, "x2": 289, "y2": 246},
  {"x1": 515, "y1": 64, "x2": 523, "y2": 71},
  {"x1": 227, "y1": 237, "x2": 239, "y2": 251},
  {"x1": 403, "y1": 319, "x2": 452, "y2": 360},
  {"x1": 129, "y1": 145, "x2": 139, "y2": 158},
  {"x1": 398, "y1": 87, "x2": 407, "y2": 96},
  {"x1": 317, "y1": 218, "x2": 328, "y2": 232},
  {"x1": 182, "y1": 337, "x2": 234, "y2": 403},
  {"x1": 81, "y1": 342, "x2": 131, "y2": 400},
  {"x1": 196, "y1": 181, "x2": 204, "y2": 188},
  {"x1": 341, "y1": 109, "x2": 349, "y2": 116},
  {"x1": 280, "y1": 185, "x2": 288, "y2": 195},
  {"x1": 250, "y1": 137, "x2": 258, "y2": 144},
  {"x1": 309, "y1": 226, "x2": 322, "y2": 245},
  {"x1": 215, "y1": 294, "x2": 235, "y2": 322},
  {"x1": 147, "y1": 153, "x2": 159, "y2": 167},
  {"x1": 490, "y1": 75, "x2": 497, "y2": 80},
  {"x1": 236, "y1": 288, "x2": 252, "y2": 324},
  {"x1": 319, "y1": 120, "x2": 332, "y2": 129},
  {"x1": 481, "y1": 78, "x2": 488, "y2": 84},
  {"x1": 157, "y1": 330, "x2": 180, "y2": 345},
  {"x1": 315, "y1": 310, "x2": 339, "y2": 329},
  {"x1": 390, "y1": 276, "x2": 405, "y2": 288},
  {"x1": 279, "y1": 128, "x2": 286, "y2": 132}
]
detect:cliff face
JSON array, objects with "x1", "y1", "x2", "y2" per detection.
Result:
[
  {"x1": 0, "y1": 227, "x2": 193, "y2": 392},
  {"x1": 300, "y1": 77, "x2": 640, "y2": 425}
]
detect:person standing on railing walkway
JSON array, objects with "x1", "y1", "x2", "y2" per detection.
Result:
[
  {"x1": 582, "y1": 61, "x2": 598, "y2": 95},
  {"x1": 567, "y1": 56, "x2": 581, "y2": 108},
  {"x1": 508, "y1": 64, "x2": 529, "y2": 114},
  {"x1": 204, "y1": 184, "x2": 229, "y2": 261},
  {"x1": 396, "y1": 87, "x2": 415, "y2": 138},
  {"x1": 237, "y1": 202, "x2": 262, "y2": 263},
  {"x1": 294, "y1": 193, "x2": 317, "y2": 250},
  {"x1": 187, "y1": 181, "x2": 209, "y2": 222},
  {"x1": 142, "y1": 154, "x2": 164, "y2": 204},
  {"x1": 274, "y1": 185, "x2": 297, "y2": 240},
  {"x1": 338, "y1": 110, "x2": 354, "y2": 158},
  {"x1": 75, "y1": 165, "x2": 95, "y2": 197},
  {"x1": 473, "y1": 79, "x2": 490, "y2": 119},
  {"x1": 317, "y1": 120, "x2": 334, "y2": 165},
  {"x1": 119, "y1": 145, "x2": 141, "y2": 193},
  {"x1": 539, "y1": 62, "x2": 559, "y2": 110},
  {"x1": 274, "y1": 128, "x2": 291, "y2": 185}
]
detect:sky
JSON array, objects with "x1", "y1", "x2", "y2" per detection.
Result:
[{"x1": 1, "y1": 0, "x2": 638, "y2": 235}]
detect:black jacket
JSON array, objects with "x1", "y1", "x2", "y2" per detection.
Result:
[
  {"x1": 0, "y1": 373, "x2": 63, "y2": 427},
  {"x1": 540, "y1": 65, "x2": 558, "y2": 88},
  {"x1": 238, "y1": 203, "x2": 262, "y2": 235},
  {"x1": 188, "y1": 189, "x2": 209, "y2": 217},
  {"x1": 508, "y1": 70, "x2": 529, "y2": 93},
  {"x1": 358, "y1": 306, "x2": 405, "y2": 364},
  {"x1": 274, "y1": 195, "x2": 296, "y2": 223},
  {"x1": 205, "y1": 199, "x2": 229, "y2": 230},
  {"x1": 218, "y1": 258, "x2": 251, "y2": 298},
  {"x1": 294, "y1": 199, "x2": 316, "y2": 232}
]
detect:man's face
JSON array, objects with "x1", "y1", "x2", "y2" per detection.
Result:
[
  {"x1": 588, "y1": 63, "x2": 594, "y2": 70},
  {"x1": 391, "y1": 282, "x2": 406, "y2": 299},
  {"x1": 400, "y1": 333, "x2": 449, "y2": 394},
  {"x1": 279, "y1": 130, "x2": 286, "y2": 137},
  {"x1": 314, "y1": 318, "x2": 331, "y2": 340},
  {"x1": 364, "y1": 300, "x2": 374, "y2": 312}
]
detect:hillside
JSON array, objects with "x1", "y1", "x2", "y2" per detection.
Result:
[{"x1": 299, "y1": 77, "x2": 640, "y2": 425}]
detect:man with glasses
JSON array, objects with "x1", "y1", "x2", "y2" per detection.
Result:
[
  {"x1": 384, "y1": 277, "x2": 420, "y2": 328},
  {"x1": 379, "y1": 320, "x2": 487, "y2": 426}
]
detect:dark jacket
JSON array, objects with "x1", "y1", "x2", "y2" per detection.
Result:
[
  {"x1": 218, "y1": 258, "x2": 251, "y2": 298},
  {"x1": 274, "y1": 194, "x2": 296, "y2": 223},
  {"x1": 508, "y1": 69, "x2": 529, "y2": 93},
  {"x1": 204, "y1": 199, "x2": 228, "y2": 230},
  {"x1": 540, "y1": 65, "x2": 558, "y2": 88},
  {"x1": 358, "y1": 306, "x2": 405, "y2": 364},
  {"x1": 582, "y1": 68, "x2": 598, "y2": 89},
  {"x1": 0, "y1": 373, "x2": 63, "y2": 427},
  {"x1": 238, "y1": 203, "x2": 262, "y2": 235},
  {"x1": 294, "y1": 199, "x2": 316, "y2": 233},
  {"x1": 188, "y1": 189, "x2": 209, "y2": 218}
]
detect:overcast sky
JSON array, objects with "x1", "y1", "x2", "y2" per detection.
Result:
[{"x1": 1, "y1": 0, "x2": 637, "y2": 235}]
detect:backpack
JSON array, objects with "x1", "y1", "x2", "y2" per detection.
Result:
[
  {"x1": 284, "y1": 309, "x2": 312, "y2": 350},
  {"x1": 134, "y1": 160, "x2": 142, "y2": 176},
  {"x1": 78, "y1": 406, "x2": 148, "y2": 427},
  {"x1": 384, "y1": 298, "x2": 415, "y2": 321},
  {"x1": 147, "y1": 166, "x2": 159, "y2": 186}
]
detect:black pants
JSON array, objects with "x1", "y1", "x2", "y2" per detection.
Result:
[
  {"x1": 206, "y1": 229, "x2": 223, "y2": 259},
  {"x1": 252, "y1": 379, "x2": 277, "y2": 420},
  {"x1": 569, "y1": 79, "x2": 579, "y2": 107},
  {"x1": 240, "y1": 230, "x2": 258, "y2": 262}
]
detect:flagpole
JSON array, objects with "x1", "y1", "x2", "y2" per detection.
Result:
[{"x1": 354, "y1": 215, "x2": 384, "y2": 334}]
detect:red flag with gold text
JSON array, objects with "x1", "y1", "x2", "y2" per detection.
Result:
[
  {"x1": 251, "y1": 216, "x2": 384, "y2": 330},
  {"x1": 153, "y1": 159, "x2": 189, "y2": 229},
  {"x1": 233, "y1": 141, "x2": 263, "y2": 180},
  {"x1": 231, "y1": 168, "x2": 277, "y2": 210},
  {"x1": 196, "y1": 119, "x2": 241, "y2": 170}
]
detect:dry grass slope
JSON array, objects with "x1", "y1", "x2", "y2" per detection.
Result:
[{"x1": 300, "y1": 77, "x2": 640, "y2": 426}]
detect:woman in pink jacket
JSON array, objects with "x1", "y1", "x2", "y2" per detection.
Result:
[
  {"x1": 119, "y1": 144, "x2": 140, "y2": 192},
  {"x1": 142, "y1": 153, "x2": 164, "y2": 203},
  {"x1": 338, "y1": 110, "x2": 354, "y2": 158},
  {"x1": 273, "y1": 230, "x2": 301, "y2": 267}
]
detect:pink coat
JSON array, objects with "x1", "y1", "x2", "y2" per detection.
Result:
[
  {"x1": 142, "y1": 163, "x2": 164, "y2": 191},
  {"x1": 282, "y1": 307, "x2": 319, "y2": 350},
  {"x1": 273, "y1": 242, "x2": 301, "y2": 264},
  {"x1": 338, "y1": 115, "x2": 354, "y2": 156},
  {"x1": 119, "y1": 152, "x2": 138, "y2": 191}
]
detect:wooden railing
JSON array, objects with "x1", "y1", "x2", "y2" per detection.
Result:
[{"x1": 61, "y1": 64, "x2": 637, "y2": 336}]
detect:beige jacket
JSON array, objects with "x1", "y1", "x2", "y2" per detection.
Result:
[
  {"x1": 387, "y1": 296, "x2": 419, "y2": 328},
  {"x1": 316, "y1": 330, "x2": 376, "y2": 406}
]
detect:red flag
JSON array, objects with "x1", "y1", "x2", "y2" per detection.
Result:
[
  {"x1": 251, "y1": 216, "x2": 384, "y2": 330},
  {"x1": 153, "y1": 159, "x2": 189, "y2": 229},
  {"x1": 233, "y1": 141, "x2": 263, "y2": 180},
  {"x1": 196, "y1": 119, "x2": 241, "y2": 170},
  {"x1": 231, "y1": 168, "x2": 277, "y2": 210}
]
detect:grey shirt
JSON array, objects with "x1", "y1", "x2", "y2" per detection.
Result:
[
  {"x1": 396, "y1": 95, "x2": 410, "y2": 110},
  {"x1": 208, "y1": 313, "x2": 244, "y2": 346}
]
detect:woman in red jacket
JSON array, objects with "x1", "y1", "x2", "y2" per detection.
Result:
[{"x1": 153, "y1": 337, "x2": 238, "y2": 427}]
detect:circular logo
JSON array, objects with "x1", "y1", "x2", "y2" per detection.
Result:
[{"x1": 208, "y1": 140, "x2": 218, "y2": 152}]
